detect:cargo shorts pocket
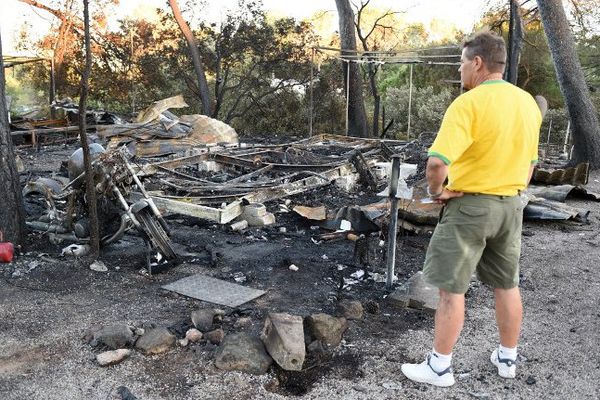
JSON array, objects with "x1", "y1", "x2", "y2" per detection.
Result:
[{"x1": 458, "y1": 205, "x2": 487, "y2": 217}]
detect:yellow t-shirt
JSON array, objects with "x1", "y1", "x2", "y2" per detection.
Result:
[{"x1": 428, "y1": 80, "x2": 542, "y2": 196}]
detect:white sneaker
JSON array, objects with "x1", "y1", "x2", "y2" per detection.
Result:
[
  {"x1": 490, "y1": 349, "x2": 516, "y2": 378},
  {"x1": 401, "y1": 353, "x2": 455, "y2": 387}
]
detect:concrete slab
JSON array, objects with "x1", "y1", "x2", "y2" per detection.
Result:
[{"x1": 388, "y1": 271, "x2": 439, "y2": 314}]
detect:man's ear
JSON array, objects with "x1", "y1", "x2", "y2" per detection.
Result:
[{"x1": 473, "y1": 55, "x2": 484, "y2": 71}]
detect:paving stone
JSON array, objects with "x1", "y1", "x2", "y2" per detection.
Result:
[
  {"x1": 134, "y1": 327, "x2": 176, "y2": 355},
  {"x1": 388, "y1": 271, "x2": 439, "y2": 314},
  {"x1": 215, "y1": 333, "x2": 273, "y2": 375},
  {"x1": 261, "y1": 313, "x2": 305, "y2": 371}
]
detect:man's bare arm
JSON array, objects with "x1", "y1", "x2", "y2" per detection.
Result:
[{"x1": 426, "y1": 156, "x2": 449, "y2": 194}]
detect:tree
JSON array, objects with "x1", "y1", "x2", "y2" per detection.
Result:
[
  {"x1": 354, "y1": 0, "x2": 401, "y2": 136},
  {"x1": 335, "y1": 0, "x2": 368, "y2": 137},
  {"x1": 537, "y1": 0, "x2": 600, "y2": 168},
  {"x1": 505, "y1": 0, "x2": 524, "y2": 84},
  {"x1": 0, "y1": 32, "x2": 26, "y2": 246},
  {"x1": 168, "y1": 0, "x2": 212, "y2": 115},
  {"x1": 79, "y1": 0, "x2": 99, "y2": 255}
]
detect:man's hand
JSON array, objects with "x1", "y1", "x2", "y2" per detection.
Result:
[{"x1": 433, "y1": 188, "x2": 464, "y2": 204}]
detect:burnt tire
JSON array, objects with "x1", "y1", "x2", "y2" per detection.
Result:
[{"x1": 136, "y1": 209, "x2": 177, "y2": 260}]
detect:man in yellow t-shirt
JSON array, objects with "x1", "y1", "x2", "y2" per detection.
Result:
[{"x1": 401, "y1": 32, "x2": 542, "y2": 387}]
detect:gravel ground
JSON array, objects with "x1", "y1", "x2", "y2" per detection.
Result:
[{"x1": 1, "y1": 147, "x2": 599, "y2": 399}]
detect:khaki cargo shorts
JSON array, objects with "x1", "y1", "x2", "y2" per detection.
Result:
[{"x1": 423, "y1": 194, "x2": 524, "y2": 294}]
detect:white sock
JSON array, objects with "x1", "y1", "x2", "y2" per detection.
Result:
[
  {"x1": 430, "y1": 348, "x2": 452, "y2": 372},
  {"x1": 498, "y1": 344, "x2": 517, "y2": 361}
]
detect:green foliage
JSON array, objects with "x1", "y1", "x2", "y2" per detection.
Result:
[{"x1": 384, "y1": 85, "x2": 453, "y2": 138}]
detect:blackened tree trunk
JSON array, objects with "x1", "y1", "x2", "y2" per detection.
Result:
[
  {"x1": 505, "y1": 0, "x2": 523, "y2": 84},
  {"x1": 0, "y1": 32, "x2": 26, "y2": 246},
  {"x1": 335, "y1": 0, "x2": 369, "y2": 137},
  {"x1": 79, "y1": 0, "x2": 99, "y2": 256},
  {"x1": 537, "y1": 0, "x2": 600, "y2": 168},
  {"x1": 168, "y1": 0, "x2": 212, "y2": 116}
]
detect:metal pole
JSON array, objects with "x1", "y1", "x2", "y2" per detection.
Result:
[
  {"x1": 309, "y1": 47, "x2": 314, "y2": 137},
  {"x1": 545, "y1": 117, "x2": 553, "y2": 157},
  {"x1": 49, "y1": 58, "x2": 56, "y2": 118},
  {"x1": 407, "y1": 64, "x2": 413, "y2": 140},
  {"x1": 345, "y1": 60, "x2": 350, "y2": 136},
  {"x1": 385, "y1": 155, "x2": 401, "y2": 289},
  {"x1": 563, "y1": 120, "x2": 571, "y2": 156}
]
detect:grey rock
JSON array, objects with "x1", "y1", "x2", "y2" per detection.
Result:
[
  {"x1": 96, "y1": 349, "x2": 131, "y2": 367},
  {"x1": 261, "y1": 313, "x2": 305, "y2": 371},
  {"x1": 90, "y1": 260, "x2": 108, "y2": 272},
  {"x1": 134, "y1": 327, "x2": 176, "y2": 355},
  {"x1": 185, "y1": 328, "x2": 203, "y2": 343},
  {"x1": 388, "y1": 271, "x2": 439, "y2": 314},
  {"x1": 305, "y1": 313, "x2": 348, "y2": 347},
  {"x1": 191, "y1": 308, "x2": 223, "y2": 332},
  {"x1": 114, "y1": 386, "x2": 137, "y2": 400},
  {"x1": 307, "y1": 340, "x2": 325, "y2": 354},
  {"x1": 205, "y1": 328, "x2": 225, "y2": 345},
  {"x1": 92, "y1": 325, "x2": 134, "y2": 350},
  {"x1": 215, "y1": 333, "x2": 273, "y2": 375},
  {"x1": 335, "y1": 300, "x2": 364, "y2": 320},
  {"x1": 364, "y1": 299, "x2": 380, "y2": 314}
]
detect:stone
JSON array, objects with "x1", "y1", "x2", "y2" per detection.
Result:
[
  {"x1": 261, "y1": 313, "x2": 305, "y2": 371},
  {"x1": 191, "y1": 308, "x2": 223, "y2": 332},
  {"x1": 364, "y1": 299, "x2": 380, "y2": 314},
  {"x1": 90, "y1": 260, "x2": 108, "y2": 272},
  {"x1": 388, "y1": 271, "x2": 439, "y2": 314},
  {"x1": 96, "y1": 349, "x2": 131, "y2": 367},
  {"x1": 185, "y1": 328, "x2": 203, "y2": 343},
  {"x1": 305, "y1": 313, "x2": 348, "y2": 347},
  {"x1": 114, "y1": 386, "x2": 137, "y2": 400},
  {"x1": 233, "y1": 317, "x2": 252, "y2": 329},
  {"x1": 204, "y1": 328, "x2": 225, "y2": 345},
  {"x1": 134, "y1": 327, "x2": 176, "y2": 355},
  {"x1": 307, "y1": 340, "x2": 325, "y2": 354},
  {"x1": 215, "y1": 333, "x2": 273, "y2": 375},
  {"x1": 230, "y1": 220, "x2": 248, "y2": 231},
  {"x1": 241, "y1": 203, "x2": 276, "y2": 226},
  {"x1": 91, "y1": 325, "x2": 134, "y2": 350},
  {"x1": 335, "y1": 300, "x2": 364, "y2": 320}
]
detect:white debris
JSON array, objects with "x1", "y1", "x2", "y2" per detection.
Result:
[
  {"x1": 90, "y1": 260, "x2": 108, "y2": 272},
  {"x1": 350, "y1": 270, "x2": 365, "y2": 279},
  {"x1": 321, "y1": 254, "x2": 329, "y2": 260},
  {"x1": 289, "y1": 264, "x2": 299, "y2": 272},
  {"x1": 339, "y1": 220, "x2": 352, "y2": 231},
  {"x1": 61, "y1": 244, "x2": 91, "y2": 257}
]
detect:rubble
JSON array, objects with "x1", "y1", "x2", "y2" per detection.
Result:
[
  {"x1": 134, "y1": 327, "x2": 176, "y2": 355},
  {"x1": 388, "y1": 271, "x2": 439, "y2": 314},
  {"x1": 96, "y1": 349, "x2": 131, "y2": 367},
  {"x1": 261, "y1": 313, "x2": 306, "y2": 371},
  {"x1": 214, "y1": 333, "x2": 273, "y2": 375},
  {"x1": 191, "y1": 308, "x2": 224, "y2": 332},
  {"x1": 335, "y1": 300, "x2": 364, "y2": 320},
  {"x1": 91, "y1": 325, "x2": 135, "y2": 350},
  {"x1": 305, "y1": 313, "x2": 348, "y2": 347}
]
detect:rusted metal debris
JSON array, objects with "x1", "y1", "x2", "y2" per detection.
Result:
[
  {"x1": 532, "y1": 162, "x2": 589, "y2": 186},
  {"x1": 133, "y1": 134, "x2": 406, "y2": 224}
]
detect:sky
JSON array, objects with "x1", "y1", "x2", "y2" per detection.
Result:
[{"x1": 1, "y1": 0, "x2": 489, "y2": 56}]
